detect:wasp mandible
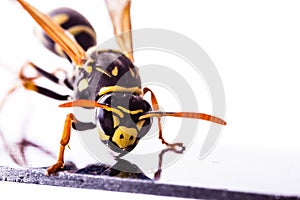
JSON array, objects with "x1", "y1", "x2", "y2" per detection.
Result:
[{"x1": 11, "y1": 0, "x2": 227, "y2": 176}]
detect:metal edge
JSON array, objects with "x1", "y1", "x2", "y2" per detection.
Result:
[{"x1": 0, "y1": 166, "x2": 299, "y2": 200}]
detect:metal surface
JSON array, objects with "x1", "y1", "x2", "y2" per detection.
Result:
[{"x1": 0, "y1": 166, "x2": 299, "y2": 200}]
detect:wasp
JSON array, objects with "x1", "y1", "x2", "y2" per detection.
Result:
[{"x1": 8, "y1": 0, "x2": 226, "y2": 176}]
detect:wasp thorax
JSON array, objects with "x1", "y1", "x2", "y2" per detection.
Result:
[{"x1": 96, "y1": 93, "x2": 152, "y2": 154}]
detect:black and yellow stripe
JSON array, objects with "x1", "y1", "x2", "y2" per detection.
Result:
[{"x1": 38, "y1": 7, "x2": 97, "y2": 60}]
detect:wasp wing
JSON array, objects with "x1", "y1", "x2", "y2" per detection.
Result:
[
  {"x1": 105, "y1": 0, "x2": 134, "y2": 62},
  {"x1": 16, "y1": 0, "x2": 87, "y2": 66}
]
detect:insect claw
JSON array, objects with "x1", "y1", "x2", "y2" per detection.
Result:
[
  {"x1": 46, "y1": 161, "x2": 64, "y2": 176},
  {"x1": 154, "y1": 169, "x2": 162, "y2": 180},
  {"x1": 167, "y1": 143, "x2": 186, "y2": 154}
]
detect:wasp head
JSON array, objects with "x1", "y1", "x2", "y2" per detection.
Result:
[{"x1": 96, "y1": 93, "x2": 152, "y2": 154}]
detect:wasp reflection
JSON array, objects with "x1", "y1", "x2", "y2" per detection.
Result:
[{"x1": 71, "y1": 147, "x2": 184, "y2": 180}]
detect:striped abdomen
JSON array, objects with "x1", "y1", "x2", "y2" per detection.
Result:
[{"x1": 38, "y1": 7, "x2": 97, "y2": 60}]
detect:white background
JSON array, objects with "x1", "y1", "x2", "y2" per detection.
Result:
[{"x1": 0, "y1": 0, "x2": 300, "y2": 198}]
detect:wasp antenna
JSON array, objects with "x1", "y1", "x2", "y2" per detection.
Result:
[
  {"x1": 16, "y1": 0, "x2": 87, "y2": 66},
  {"x1": 59, "y1": 99, "x2": 108, "y2": 108},
  {"x1": 139, "y1": 111, "x2": 226, "y2": 125},
  {"x1": 59, "y1": 100, "x2": 124, "y2": 118}
]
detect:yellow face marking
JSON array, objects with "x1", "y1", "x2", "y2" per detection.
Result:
[
  {"x1": 136, "y1": 120, "x2": 145, "y2": 131},
  {"x1": 67, "y1": 25, "x2": 97, "y2": 41},
  {"x1": 98, "y1": 86, "x2": 142, "y2": 97},
  {"x1": 117, "y1": 106, "x2": 143, "y2": 115},
  {"x1": 98, "y1": 129, "x2": 110, "y2": 141},
  {"x1": 113, "y1": 115, "x2": 120, "y2": 128},
  {"x1": 84, "y1": 66, "x2": 93, "y2": 74},
  {"x1": 78, "y1": 79, "x2": 88, "y2": 92},
  {"x1": 111, "y1": 66, "x2": 118, "y2": 76},
  {"x1": 52, "y1": 14, "x2": 69, "y2": 25},
  {"x1": 112, "y1": 126, "x2": 137, "y2": 149},
  {"x1": 96, "y1": 67, "x2": 112, "y2": 78}
]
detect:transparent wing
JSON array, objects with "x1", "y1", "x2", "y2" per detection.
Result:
[
  {"x1": 105, "y1": 0, "x2": 134, "y2": 62},
  {"x1": 16, "y1": 0, "x2": 87, "y2": 66}
]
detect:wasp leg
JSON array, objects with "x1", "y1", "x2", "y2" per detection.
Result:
[
  {"x1": 46, "y1": 113, "x2": 74, "y2": 176},
  {"x1": 20, "y1": 62, "x2": 74, "y2": 90},
  {"x1": 0, "y1": 125, "x2": 56, "y2": 167},
  {"x1": 143, "y1": 87, "x2": 185, "y2": 151},
  {"x1": 0, "y1": 85, "x2": 19, "y2": 111},
  {"x1": 0, "y1": 61, "x2": 72, "y2": 110},
  {"x1": 154, "y1": 147, "x2": 186, "y2": 180},
  {"x1": 23, "y1": 80, "x2": 71, "y2": 101},
  {"x1": 46, "y1": 114, "x2": 96, "y2": 176},
  {"x1": 19, "y1": 62, "x2": 73, "y2": 100},
  {"x1": 18, "y1": 139, "x2": 56, "y2": 164}
]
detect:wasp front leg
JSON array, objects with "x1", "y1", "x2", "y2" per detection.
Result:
[
  {"x1": 154, "y1": 147, "x2": 186, "y2": 180},
  {"x1": 143, "y1": 87, "x2": 185, "y2": 151},
  {"x1": 46, "y1": 113, "x2": 96, "y2": 176},
  {"x1": 46, "y1": 113, "x2": 74, "y2": 175}
]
